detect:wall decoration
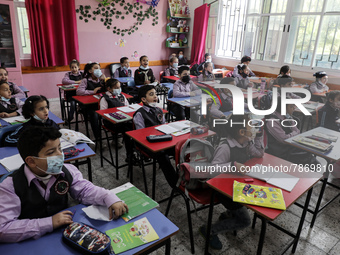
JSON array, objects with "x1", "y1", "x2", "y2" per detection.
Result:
[
  {"x1": 119, "y1": 38, "x2": 126, "y2": 47},
  {"x1": 76, "y1": 0, "x2": 159, "y2": 36},
  {"x1": 136, "y1": 0, "x2": 161, "y2": 8},
  {"x1": 168, "y1": 0, "x2": 189, "y2": 17},
  {"x1": 131, "y1": 51, "x2": 139, "y2": 59}
]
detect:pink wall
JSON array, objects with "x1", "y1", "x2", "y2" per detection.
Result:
[{"x1": 21, "y1": 0, "x2": 173, "y2": 99}]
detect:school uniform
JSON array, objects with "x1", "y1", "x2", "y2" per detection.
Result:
[
  {"x1": 232, "y1": 66, "x2": 256, "y2": 78},
  {"x1": 235, "y1": 76, "x2": 251, "y2": 89},
  {"x1": 114, "y1": 67, "x2": 132, "y2": 78},
  {"x1": 4, "y1": 117, "x2": 60, "y2": 147},
  {"x1": 133, "y1": 104, "x2": 165, "y2": 130},
  {"x1": 197, "y1": 71, "x2": 214, "y2": 82},
  {"x1": 318, "y1": 103, "x2": 340, "y2": 131},
  {"x1": 178, "y1": 56, "x2": 188, "y2": 66},
  {"x1": 209, "y1": 91, "x2": 233, "y2": 118},
  {"x1": 309, "y1": 81, "x2": 329, "y2": 94},
  {"x1": 62, "y1": 71, "x2": 83, "y2": 85},
  {"x1": 7, "y1": 81, "x2": 26, "y2": 99},
  {"x1": 0, "y1": 97, "x2": 24, "y2": 115},
  {"x1": 0, "y1": 163, "x2": 121, "y2": 242},
  {"x1": 198, "y1": 61, "x2": 215, "y2": 71},
  {"x1": 161, "y1": 66, "x2": 178, "y2": 83},
  {"x1": 76, "y1": 77, "x2": 104, "y2": 96},
  {"x1": 99, "y1": 91, "x2": 129, "y2": 110},
  {"x1": 134, "y1": 68, "x2": 156, "y2": 85}
]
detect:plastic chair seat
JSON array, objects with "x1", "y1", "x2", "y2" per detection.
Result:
[{"x1": 179, "y1": 185, "x2": 218, "y2": 205}]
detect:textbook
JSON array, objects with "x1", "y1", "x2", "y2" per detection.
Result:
[
  {"x1": 1, "y1": 115, "x2": 28, "y2": 125},
  {"x1": 233, "y1": 181, "x2": 286, "y2": 210},
  {"x1": 116, "y1": 186, "x2": 159, "y2": 222},
  {"x1": 311, "y1": 132, "x2": 338, "y2": 143},
  {"x1": 105, "y1": 217, "x2": 159, "y2": 254},
  {"x1": 59, "y1": 129, "x2": 94, "y2": 149},
  {"x1": 155, "y1": 120, "x2": 191, "y2": 135},
  {"x1": 117, "y1": 104, "x2": 142, "y2": 113},
  {"x1": 293, "y1": 136, "x2": 333, "y2": 152},
  {"x1": 0, "y1": 154, "x2": 24, "y2": 172}
]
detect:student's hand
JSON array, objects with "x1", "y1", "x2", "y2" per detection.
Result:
[
  {"x1": 234, "y1": 162, "x2": 246, "y2": 174},
  {"x1": 93, "y1": 87, "x2": 101, "y2": 94},
  {"x1": 52, "y1": 210, "x2": 74, "y2": 229},
  {"x1": 144, "y1": 80, "x2": 151, "y2": 85},
  {"x1": 0, "y1": 112, "x2": 5, "y2": 118},
  {"x1": 0, "y1": 112, "x2": 9, "y2": 118},
  {"x1": 75, "y1": 80, "x2": 81, "y2": 84},
  {"x1": 109, "y1": 201, "x2": 128, "y2": 220}
]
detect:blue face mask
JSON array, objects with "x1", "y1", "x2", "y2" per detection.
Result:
[
  {"x1": 112, "y1": 88, "x2": 122, "y2": 96},
  {"x1": 173, "y1": 63, "x2": 178, "y2": 68},
  {"x1": 34, "y1": 154, "x2": 65, "y2": 175},
  {"x1": 122, "y1": 66, "x2": 128, "y2": 70},
  {"x1": 1, "y1": 96, "x2": 10, "y2": 102},
  {"x1": 33, "y1": 114, "x2": 46, "y2": 122},
  {"x1": 178, "y1": 55, "x2": 184, "y2": 59},
  {"x1": 140, "y1": 65, "x2": 149, "y2": 70},
  {"x1": 93, "y1": 69, "x2": 102, "y2": 78}
]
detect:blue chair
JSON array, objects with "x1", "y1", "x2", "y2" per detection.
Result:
[
  {"x1": 0, "y1": 124, "x2": 21, "y2": 147},
  {"x1": 127, "y1": 80, "x2": 135, "y2": 87}
]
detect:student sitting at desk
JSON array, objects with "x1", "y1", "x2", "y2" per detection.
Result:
[
  {"x1": 134, "y1": 55, "x2": 158, "y2": 86},
  {"x1": 0, "y1": 127, "x2": 128, "y2": 242},
  {"x1": 265, "y1": 97, "x2": 318, "y2": 166},
  {"x1": 277, "y1": 75, "x2": 301, "y2": 99},
  {"x1": 114, "y1": 57, "x2": 132, "y2": 78},
  {"x1": 62, "y1": 59, "x2": 83, "y2": 85},
  {"x1": 232, "y1": 55, "x2": 256, "y2": 78},
  {"x1": 0, "y1": 67, "x2": 26, "y2": 99},
  {"x1": 310, "y1": 71, "x2": 329, "y2": 94},
  {"x1": 201, "y1": 114, "x2": 263, "y2": 250},
  {"x1": 172, "y1": 66, "x2": 202, "y2": 122},
  {"x1": 161, "y1": 57, "x2": 178, "y2": 83},
  {"x1": 178, "y1": 50, "x2": 188, "y2": 66},
  {"x1": 198, "y1": 62, "x2": 215, "y2": 82},
  {"x1": 198, "y1": 53, "x2": 215, "y2": 72},
  {"x1": 4, "y1": 95, "x2": 59, "y2": 147},
  {"x1": 76, "y1": 62, "x2": 106, "y2": 96},
  {"x1": 268, "y1": 65, "x2": 291, "y2": 88},
  {"x1": 318, "y1": 90, "x2": 340, "y2": 132},
  {"x1": 0, "y1": 81, "x2": 24, "y2": 118},
  {"x1": 234, "y1": 64, "x2": 254, "y2": 90}
]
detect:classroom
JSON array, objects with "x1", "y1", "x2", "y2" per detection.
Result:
[{"x1": 1, "y1": 0, "x2": 340, "y2": 254}]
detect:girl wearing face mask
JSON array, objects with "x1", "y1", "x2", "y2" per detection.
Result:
[
  {"x1": 134, "y1": 55, "x2": 158, "y2": 85},
  {"x1": 4, "y1": 95, "x2": 59, "y2": 147},
  {"x1": 161, "y1": 57, "x2": 179, "y2": 83},
  {"x1": 198, "y1": 53, "x2": 215, "y2": 72},
  {"x1": 202, "y1": 114, "x2": 263, "y2": 249},
  {"x1": 76, "y1": 62, "x2": 105, "y2": 96},
  {"x1": 310, "y1": 71, "x2": 329, "y2": 94},
  {"x1": 318, "y1": 91, "x2": 340, "y2": 131},
  {"x1": 232, "y1": 55, "x2": 256, "y2": 78},
  {"x1": 234, "y1": 64, "x2": 254, "y2": 90},
  {"x1": 265, "y1": 96, "x2": 319, "y2": 166},
  {"x1": 198, "y1": 62, "x2": 215, "y2": 82},
  {"x1": 177, "y1": 50, "x2": 188, "y2": 66}
]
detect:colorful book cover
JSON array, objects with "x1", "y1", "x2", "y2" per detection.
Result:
[
  {"x1": 105, "y1": 217, "x2": 159, "y2": 254},
  {"x1": 116, "y1": 186, "x2": 159, "y2": 222},
  {"x1": 233, "y1": 181, "x2": 286, "y2": 210}
]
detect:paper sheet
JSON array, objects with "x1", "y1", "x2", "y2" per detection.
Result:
[
  {"x1": 0, "y1": 154, "x2": 24, "y2": 172},
  {"x1": 117, "y1": 106, "x2": 135, "y2": 113}
]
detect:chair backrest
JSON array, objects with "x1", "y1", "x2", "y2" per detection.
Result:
[
  {"x1": 168, "y1": 88, "x2": 173, "y2": 98},
  {"x1": 109, "y1": 63, "x2": 121, "y2": 78},
  {"x1": 127, "y1": 80, "x2": 135, "y2": 87},
  {"x1": 159, "y1": 71, "x2": 164, "y2": 81},
  {"x1": 175, "y1": 139, "x2": 187, "y2": 168}
]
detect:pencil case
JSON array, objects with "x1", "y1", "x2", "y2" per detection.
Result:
[
  {"x1": 63, "y1": 222, "x2": 111, "y2": 254},
  {"x1": 146, "y1": 134, "x2": 173, "y2": 143}
]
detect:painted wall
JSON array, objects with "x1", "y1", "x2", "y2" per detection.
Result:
[{"x1": 20, "y1": 0, "x2": 173, "y2": 99}]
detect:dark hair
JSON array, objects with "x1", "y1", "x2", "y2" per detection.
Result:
[
  {"x1": 18, "y1": 126, "x2": 62, "y2": 161},
  {"x1": 169, "y1": 57, "x2": 178, "y2": 63},
  {"x1": 279, "y1": 65, "x2": 290, "y2": 75},
  {"x1": 277, "y1": 75, "x2": 293, "y2": 87},
  {"x1": 326, "y1": 91, "x2": 340, "y2": 104},
  {"x1": 0, "y1": 66, "x2": 8, "y2": 74},
  {"x1": 237, "y1": 64, "x2": 247, "y2": 73},
  {"x1": 139, "y1": 55, "x2": 148, "y2": 62},
  {"x1": 120, "y1": 57, "x2": 129, "y2": 64},
  {"x1": 84, "y1": 62, "x2": 99, "y2": 78},
  {"x1": 203, "y1": 62, "x2": 215, "y2": 79},
  {"x1": 0, "y1": 80, "x2": 9, "y2": 88},
  {"x1": 226, "y1": 114, "x2": 251, "y2": 139},
  {"x1": 105, "y1": 78, "x2": 120, "y2": 89},
  {"x1": 241, "y1": 56, "x2": 251, "y2": 63},
  {"x1": 138, "y1": 85, "x2": 155, "y2": 100},
  {"x1": 178, "y1": 65, "x2": 190, "y2": 75},
  {"x1": 69, "y1": 59, "x2": 80, "y2": 68},
  {"x1": 220, "y1": 77, "x2": 235, "y2": 84},
  {"x1": 204, "y1": 53, "x2": 211, "y2": 59},
  {"x1": 178, "y1": 50, "x2": 184, "y2": 55},
  {"x1": 22, "y1": 95, "x2": 49, "y2": 119},
  {"x1": 313, "y1": 71, "x2": 327, "y2": 79}
]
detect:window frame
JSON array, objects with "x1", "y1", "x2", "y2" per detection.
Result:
[{"x1": 13, "y1": 0, "x2": 31, "y2": 59}]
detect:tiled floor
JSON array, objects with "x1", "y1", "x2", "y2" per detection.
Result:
[{"x1": 51, "y1": 99, "x2": 340, "y2": 255}]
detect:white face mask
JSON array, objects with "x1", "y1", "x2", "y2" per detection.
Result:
[
  {"x1": 140, "y1": 65, "x2": 149, "y2": 70},
  {"x1": 33, "y1": 154, "x2": 64, "y2": 175},
  {"x1": 148, "y1": 101, "x2": 157, "y2": 107},
  {"x1": 206, "y1": 58, "x2": 212, "y2": 63},
  {"x1": 93, "y1": 69, "x2": 102, "y2": 78},
  {"x1": 245, "y1": 127, "x2": 257, "y2": 141},
  {"x1": 112, "y1": 88, "x2": 121, "y2": 96}
]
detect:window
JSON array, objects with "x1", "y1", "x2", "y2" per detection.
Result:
[
  {"x1": 14, "y1": 0, "x2": 31, "y2": 58},
  {"x1": 215, "y1": 0, "x2": 340, "y2": 71}
]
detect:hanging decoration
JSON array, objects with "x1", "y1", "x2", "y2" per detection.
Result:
[
  {"x1": 76, "y1": 0, "x2": 159, "y2": 36},
  {"x1": 136, "y1": 0, "x2": 161, "y2": 8}
]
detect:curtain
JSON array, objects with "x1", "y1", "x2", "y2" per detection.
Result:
[
  {"x1": 25, "y1": 0, "x2": 79, "y2": 67},
  {"x1": 190, "y1": 4, "x2": 210, "y2": 66}
]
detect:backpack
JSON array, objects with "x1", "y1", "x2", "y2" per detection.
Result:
[
  {"x1": 190, "y1": 64, "x2": 200, "y2": 76},
  {"x1": 259, "y1": 90, "x2": 273, "y2": 110},
  {"x1": 177, "y1": 138, "x2": 215, "y2": 190}
]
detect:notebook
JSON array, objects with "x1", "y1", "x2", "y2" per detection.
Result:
[
  {"x1": 0, "y1": 154, "x2": 24, "y2": 172},
  {"x1": 155, "y1": 121, "x2": 191, "y2": 135}
]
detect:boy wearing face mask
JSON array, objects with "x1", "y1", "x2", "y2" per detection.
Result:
[
  {"x1": 0, "y1": 81, "x2": 24, "y2": 118},
  {"x1": 161, "y1": 57, "x2": 179, "y2": 83},
  {"x1": 0, "y1": 127, "x2": 128, "y2": 242},
  {"x1": 172, "y1": 66, "x2": 202, "y2": 121},
  {"x1": 318, "y1": 90, "x2": 340, "y2": 131},
  {"x1": 134, "y1": 55, "x2": 158, "y2": 86},
  {"x1": 114, "y1": 57, "x2": 132, "y2": 78}
]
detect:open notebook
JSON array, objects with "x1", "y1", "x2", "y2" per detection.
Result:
[
  {"x1": 246, "y1": 164, "x2": 299, "y2": 192},
  {"x1": 155, "y1": 120, "x2": 194, "y2": 136},
  {"x1": 59, "y1": 129, "x2": 94, "y2": 149},
  {"x1": 0, "y1": 154, "x2": 24, "y2": 172},
  {"x1": 117, "y1": 104, "x2": 142, "y2": 113}
]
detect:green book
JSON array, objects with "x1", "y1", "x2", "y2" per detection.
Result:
[
  {"x1": 116, "y1": 186, "x2": 159, "y2": 222},
  {"x1": 106, "y1": 217, "x2": 159, "y2": 254}
]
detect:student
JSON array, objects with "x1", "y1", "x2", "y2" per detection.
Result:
[
  {"x1": 178, "y1": 50, "x2": 188, "y2": 66},
  {"x1": 276, "y1": 75, "x2": 300, "y2": 99},
  {"x1": 133, "y1": 85, "x2": 177, "y2": 187},
  {"x1": 318, "y1": 90, "x2": 340, "y2": 131},
  {"x1": 265, "y1": 97, "x2": 318, "y2": 165},
  {"x1": 198, "y1": 62, "x2": 215, "y2": 82},
  {"x1": 169, "y1": 52, "x2": 177, "y2": 60},
  {"x1": 4, "y1": 95, "x2": 59, "y2": 147},
  {"x1": 0, "y1": 81, "x2": 24, "y2": 118},
  {"x1": 134, "y1": 55, "x2": 158, "y2": 86},
  {"x1": 269, "y1": 65, "x2": 291, "y2": 88},
  {"x1": 232, "y1": 55, "x2": 256, "y2": 78},
  {"x1": 114, "y1": 57, "x2": 132, "y2": 78},
  {"x1": 99, "y1": 79, "x2": 131, "y2": 151},
  {"x1": 172, "y1": 66, "x2": 202, "y2": 122},
  {"x1": 200, "y1": 114, "x2": 263, "y2": 250},
  {"x1": 76, "y1": 62, "x2": 106, "y2": 96},
  {"x1": 62, "y1": 59, "x2": 83, "y2": 85},
  {"x1": 0, "y1": 67, "x2": 25, "y2": 99},
  {"x1": 0, "y1": 127, "x2": 128, "y2": 242},
  {"x1": 198, "y1": 53, "x2": 215, "y2": 72},
  {"x1": 310, "y1": 71, "x2": 329, "y2": 94},
  {"x1": 161, "y1": 57, "x2": 179, "y2": 83},
  {"x1": 234, "y1": 64, "x2": 254, "y2": 89}
]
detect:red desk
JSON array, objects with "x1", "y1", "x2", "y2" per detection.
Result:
[
  {"x1": 162, "y1": 75, "x2": 196, "y2": 82},
  {"x1": 126, "y1": 124, "x2": 215, "y2": 199},
  {"x1": 204, "y1": 153, "x2": 322, "y2": 255}
]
